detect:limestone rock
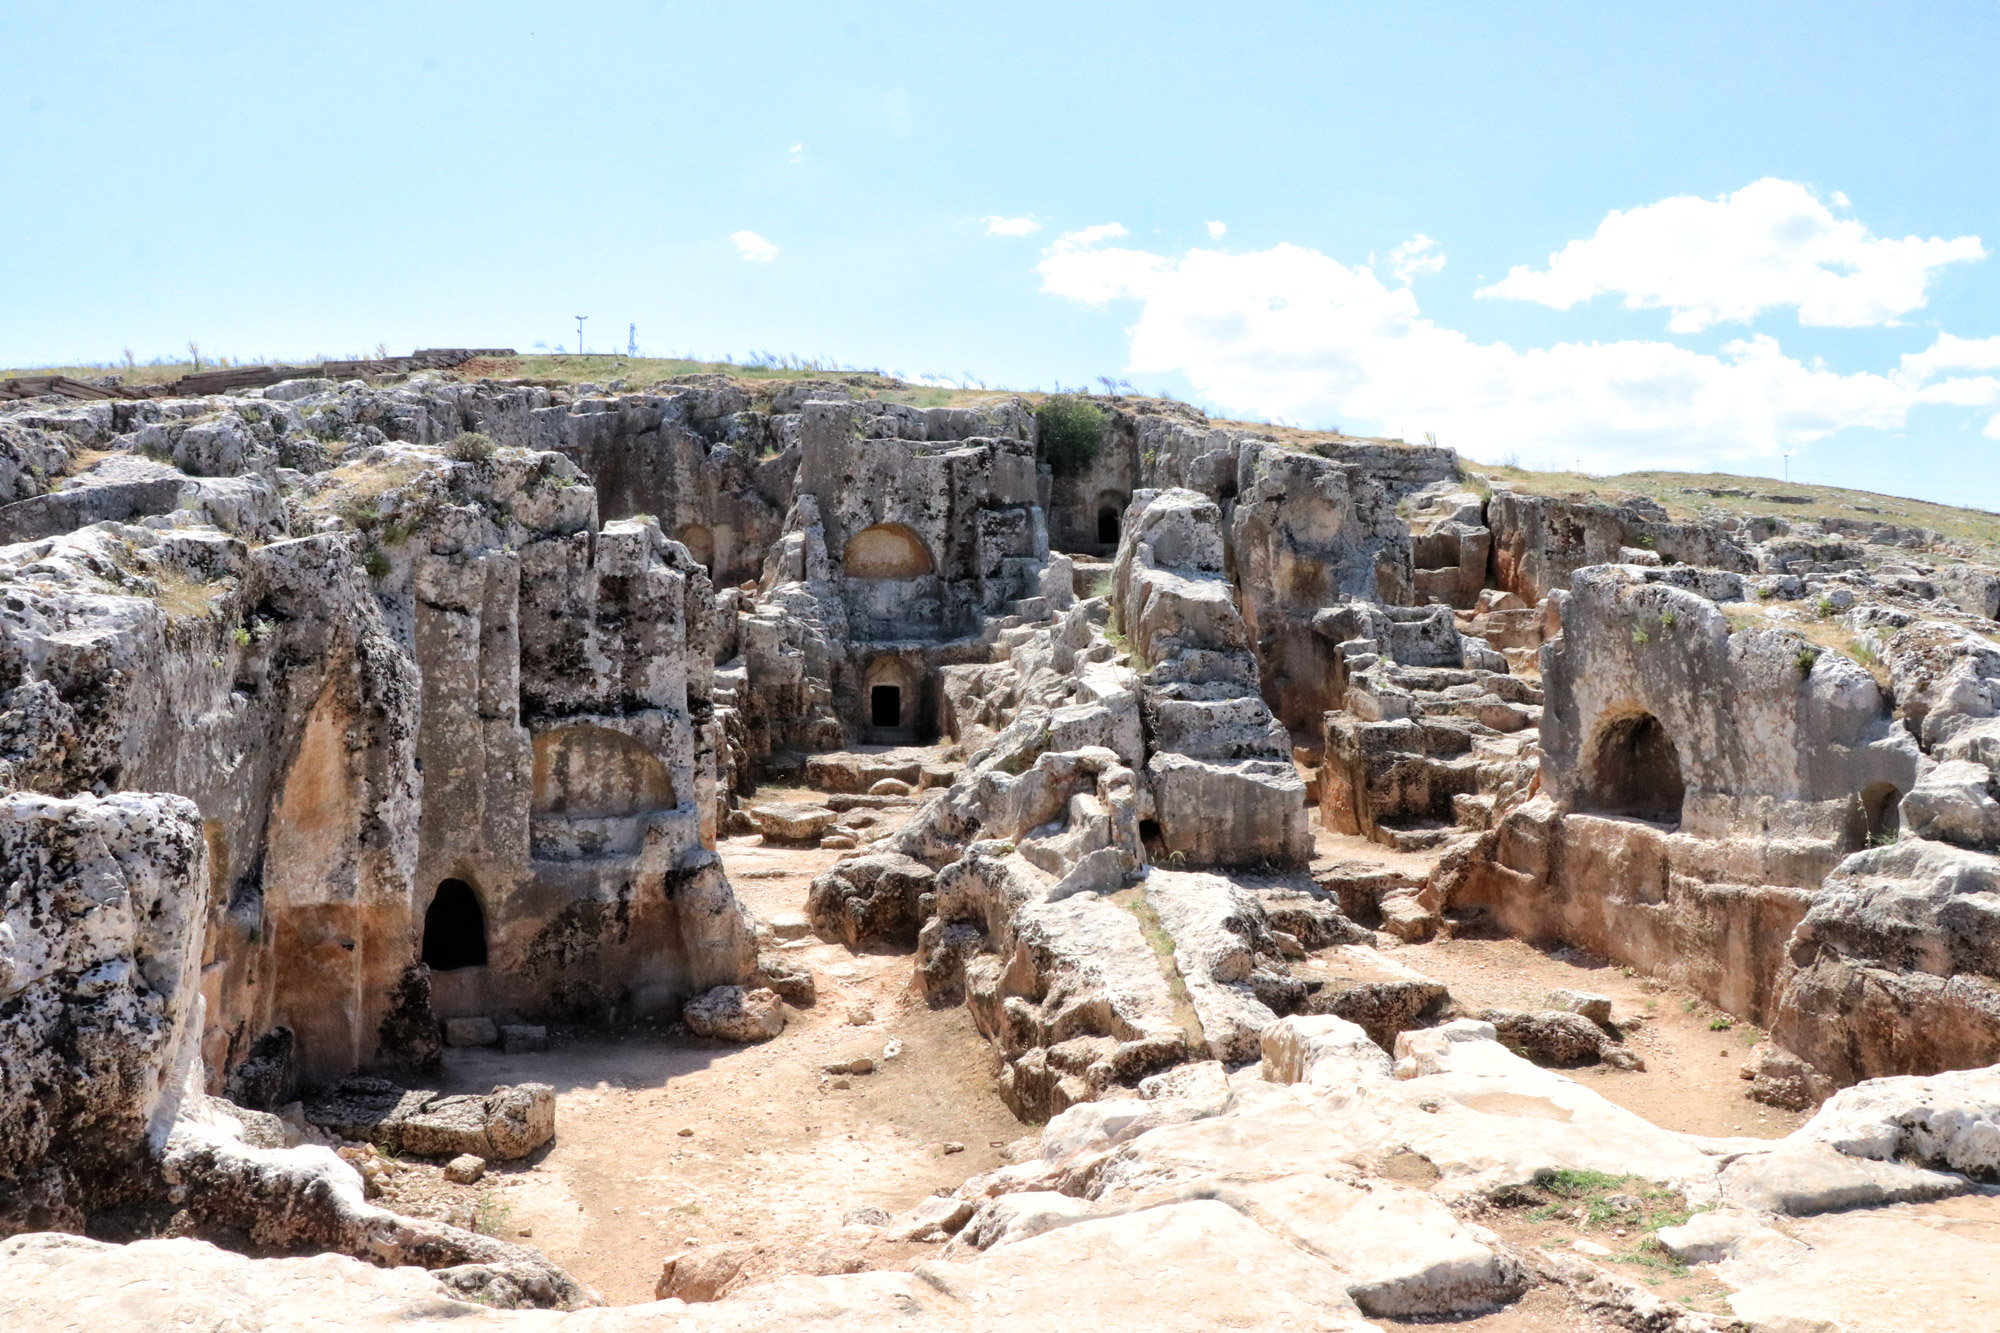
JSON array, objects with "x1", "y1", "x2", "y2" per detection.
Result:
[
  {"x1": 1653, "y1": 1207, "x2": 1807, "y2": 1266},
  {"x1": 808, "y1": 852, "x2": 936, "y2": 947},
  {"x1": 1480, "y1": 1009, "x2": 1615, "y2": 1067},
  {"x1": 444, "y1": 1017, "x2": 500, "y2": 1048},
  {"x1": 1796, "y1": 1064, "x2": 2000, "y2": 1179},
  {"x1": 303, "y1": 1079, "x2": 554, "y2": 1161},
  {"x1": 752, "y1": 952, "x2": 817, "y2": 1005},
  {"x1": 1261, "y1": 1015, "x2": 1394, "y2": 1088},
  {"x1": 500, "y1": 1026, "x2": 548, "y2": 1055},
  {"x1": 1719, "y1": 1140, "x2": 1970, "y2": 1215},
  {"x1": 656, "y1": 1241, "x2": 755, "y2": 1301},
  {"x1": 1901, "y1": 758, "x2": 2000, "y2": 846},
  {"x1": 683, "y1": 985, "x2": 787, "y2": 1042},
  {"x1": 1545, "y1": 988, "x2": 1613, "y2": 1025},
  {"x1": 0, "y1": 792, "x2": 207, "y2": 1233},
  {"x1": 444, "y1": 1154, "x2": 486, "y2": 1184},
  {"x1": 1739, "y1": 1045, "x2": 1835, "y2": 1111},
  {"x1": 1773, "y1": 839, "x2": 2000, "y2": 1085},
  {"x1": 885, "y1": 1194, "x2": 977, "y2": 1242},
  {"x1": 749, "y1": 803, "x2": 837, "y2": 843}
]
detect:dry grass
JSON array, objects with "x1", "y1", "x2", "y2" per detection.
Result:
[
  {"x1": 148, "y1": 568, "x2": 227, "y2": 620},
  {"x1": 1469, "y1": 463, "x2": 2000, "y2": 560},
  {"x1": 1719, "y1": 601, "x2": 1891, "y2": 689}
]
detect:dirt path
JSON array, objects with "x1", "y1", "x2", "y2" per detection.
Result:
[
  {"x1": 423, "y1": 817, "x2": 1022, "y2": 1306},
  {"x1": 390, "y1": 794, "x2": 1800, "y2": 1306},
  {"x1": 1397, "y1": 932, "x2": 1810, "y2": 1140},
  {"x1": 1314, "y1": 820, "x2": 1807, "y2": 1140}
]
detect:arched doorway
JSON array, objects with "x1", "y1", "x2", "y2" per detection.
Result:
[
  {"x1": 872, "y1": 684, "x2": 902, "y2": 727},
  {"x1": 863, "y1": 655, "x2": 920, "y2": 736},
  {"x1": 1586, "y1": 711, "x2": 1685, "y2": 823},
  {"x1": 1862, "y1": 782, "x2": 1902, "y2": 845},
  {"x1": 422, "y1": 878, "x2": 487, "y2": 971},
  {"x1": 1094, "y1": 491, "x2": 1128, "y2": 548},
  {"x1": 842, "y1": 523, "x2": 934, "y2": 579}
]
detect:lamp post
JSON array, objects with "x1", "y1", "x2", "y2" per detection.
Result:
[{"x1": 575, "y1": 315, "x2": 588, "y2": 357}]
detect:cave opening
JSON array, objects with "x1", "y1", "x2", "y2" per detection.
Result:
[
  {"x1": 871, "y1": 684, "x2": 903, "y2": 729},
  {"x1": 422, "y1": 878, "x2": 488, "y2": 972},
  {"x1": 1586, "y1": 712, "x2": 1685, "y2": 823}
]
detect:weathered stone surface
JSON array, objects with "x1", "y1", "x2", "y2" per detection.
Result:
[
  {"x1": 1541, "y1": 564, "x2": 1917, "y2": 834},
  {"x1": 443, "y1": 1017, "x2": 500, "y2": 1048},
  {"x1": 1718, "y1": 1141, "x2": 1969, "y2": 1215},
  {"x1": 1480, "y1": 1009, "x2": 1618, "y2": 1067},
  {"x1": 1772, "y1": 839, "x2": 2000, "y2": 1085},
  {"x1": 1545, "y1": 988, "x2": 1613, "y2": 1025},
  {"x1": 444, "y1": 1154, "x2": 486, "y2": 1184},
  {"x1": 808, "y1": 853, "x2": 936, "y2": 947},
  {"x1": 1795, "y1": 1064, "x2": 2000, "y2": 1178},
  {"x1": 0, "y1": 791, "x2": 207, "y2": 1233},
  {"x1": 683, "y1": 985, "x2": 787, "y2": 1042},
  {"x1": 1739, "y1": 1045, "x2": 1835, "y2": 1110},
  {"x1": 160, "y1": 1096, "x2": 589, "y2": 1305},
  {"x1": 1260, "y1": 1014, "x2": 1394, "y2": 1087},
  {"x1": 749, "y1": 803, "x2": 838, "y2": 843},
  {"x1": 1652, "y1": 1207, "x2": 1807, "y2": 1266},
  {"x1": 1111, "y1": 488, "x2": 1310, "y2": 868},
  {"x1": 299, "y1": 1079, "x2": 555, "y2": 1160}
]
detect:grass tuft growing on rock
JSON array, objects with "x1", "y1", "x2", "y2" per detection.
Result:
[{"x1": 1115, "y1": 886, "x2": 1206, "y2": 1054}]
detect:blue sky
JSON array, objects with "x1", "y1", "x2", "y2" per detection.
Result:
[{"x1": 6, "y1": 3, "x2": 1999, "y2": 504}]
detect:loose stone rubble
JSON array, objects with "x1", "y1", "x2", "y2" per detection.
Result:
[{"x1": 4, "y1": 366, "x2": 2000, "y2": 1325}]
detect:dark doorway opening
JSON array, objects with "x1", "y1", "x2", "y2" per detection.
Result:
[
  {"x1": 1586, "y1": 712, "x2": 1685, "y2": 823},
  {"x1": 1098, "y1": 507, "x2": 1121, "y2": 545},
  {"x1": 1862, "y1": 782, "x2": 1902, "y2": 845},
  {"x1": 422, "y1": 878, "x2": 488, "y2": 971},
  {"x1": 871, "y1": 684, "x2": 902, "y2": 729}
]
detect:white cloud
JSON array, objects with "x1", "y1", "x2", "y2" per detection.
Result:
[
  {"x1": 731, "y1": 230, "x2": 779, "y2": 262},
  {"x1": 789, "y1": 142, "x2": 804, "y2": 163},
  {"x1": 1206, "y1": 221, "x2": 1227, "y2": 240},
  {"x1": 1036, "y1": 230, "x2": 1999, "y2": 471},
  {"x1": 1052, "y1": 223, "x2": 1129, "y2": 249},
  {"x1": 1389, "y1": 234, "x2": 1446, "y2": 284},
  {"x1": 984, "y1": 215, "x2": 1040, "y2": 236},
  {"x1": 1480, "y1": 178, "x2": 1985, "y2": 332}
]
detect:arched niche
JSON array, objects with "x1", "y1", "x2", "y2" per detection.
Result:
[
  {"x1": 1095, "y1": 491, "x2": 1128, "y2": 546},
  {"x1": 531, "y1": 725, "x2": 676, "y2": 818},
  {"x1": 1585, "y1": 710, "x2": 1685, "y2": 823},
  {"x1": 675, "y1": 523, "x2": 716, "y2": 572},
  {"x1": 422, "y1": 878, "x2": 488, "y2": 971},
  {"x1": 842, "y1": 523, "x2": 934, "y2": 580},
  {"x1": 1862, "y1": 781, "x2": 1902, "y2": 845}
]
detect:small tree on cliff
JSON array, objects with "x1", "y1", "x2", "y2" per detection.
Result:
[{"x1": 1036, "y1": 394, "x2": 1106, "y2": 477}]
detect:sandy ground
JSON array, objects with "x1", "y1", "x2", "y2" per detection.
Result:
[
  {"x1": 427, "y1": 816, "x2": 1022, "y2": 1306},
  {"x1": 1311, "y1": 824, "x2": 1809, "y2": 1141},
  {"x1": 1397, "y1": 932, "x2": 1811, "y2": 1140},
  {"x1": 382, "y1": 796, "x2": 1806, "y2": 1305}
]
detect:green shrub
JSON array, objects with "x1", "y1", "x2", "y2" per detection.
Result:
[
  {"x1": 1795, "y1": 646, "x2": 1820, "y2": 677},
  {"x1": 1036, "y1": 395, "x2": 1106, "y2": 477},
  {"x1": 361, "y1": 548, "x2": 391, "y2": 580},
  {"x1": 447, "y1": 430, "x2": 496, "y2": 463}
]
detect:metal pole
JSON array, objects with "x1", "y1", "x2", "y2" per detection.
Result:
[{"x1": 576, "y1": 315, "x2": 587, "y2": 357}]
